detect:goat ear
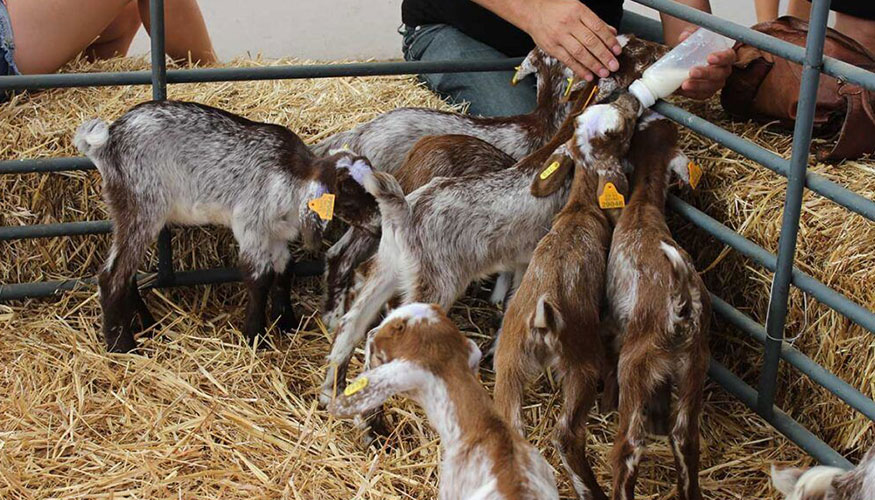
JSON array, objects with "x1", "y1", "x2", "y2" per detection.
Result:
[
  {"x1": 530, "y1": 154, "x2": 574, "y2": 197},
  {"x1": 771, "y1": 465, "x2": 804, "y2": 496},
  {"x1": 529, "y1": 294, "x2": 563, "y2": 333},
  {"x1": 512, "y1": 52, "x2": 538, "y2": 85},
  {"x1": 328, "y1": 359, "x2": 418, "y2": 418},
  {"x1": 668, "y1": 151, "x2": 692, "y2": 185},
  {"x1": 465, "y1": 338, "x2": 482, "y2": 373},
  {"x1": 336, "y1": 156, "x2": 373, "y2": 187},
  {"x1": 300, "y1": 210, "x2": 326, "y2": 252}
]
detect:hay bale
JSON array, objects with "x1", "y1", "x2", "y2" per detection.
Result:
[
  {"x1": 669, "y1": 96, "x2": 875, "y2": 459},
  {"x1": 0, "y1": 55, "x2": 837, "y2": 498}
]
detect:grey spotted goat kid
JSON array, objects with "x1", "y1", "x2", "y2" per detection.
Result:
[
  {"x1": 75, "y1": 101, "x2": 375, "y2": 352},
  {"x1": 329, "y1": 302, "x2": 560, "y2": 500},
  {"x1": 599, "y1": 111, "x2": 709, "y2": 500},
  {"x1": 771, "y1": 444, "x2": 875, "y2": 500},
  {"x1": 321, "y1": 134, "x2": 519, "y2": 330}
]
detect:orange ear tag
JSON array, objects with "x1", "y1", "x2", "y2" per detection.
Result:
[
  {"x1": 344, "y1": 376, "x2": 368, "y2": 396},
  {"x1": 539, "y1": 161, "x2": 561, "y2": 180},
  {"x1": 308, "y1": 193, "x2": 335, "y2": 221},
  {"x1": 688, "y1": 161, "x2": 703, "y2": 190},
  {"x1": 598, "y1": 182, "x2": 625, "y2": 210}
]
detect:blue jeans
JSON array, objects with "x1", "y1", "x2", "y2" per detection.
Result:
[{"x1": 401, "y1": 24, "x2": 537, "y2": 117}]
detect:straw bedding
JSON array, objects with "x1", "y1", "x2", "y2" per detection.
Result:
[{"x1": 0, "y1": 55, "x2": 871, "y2": 498}]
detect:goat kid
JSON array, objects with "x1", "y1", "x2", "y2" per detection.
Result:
[
  {"x1": 772, "y1": 444, "x2": 875, "y2": 500},
  {"x1": 601, "y1": 112, "x2": 709, "y2": 500},
  {"x1": 321, "y1": 35, "x2": 669, "y2": 328},
  {"x1": 492, "y1": 92, "x2": 642, "y2": 500},
  {"x1": 75, "y1": 101, "x2": 375, "y2": 352},
  {"x1": 493, "y1": 159, "x2": 612, "y2": 500},
  {"x1": 329, "y1": 302, "x2": 560, "y2": 500},
  {"x1": 322, "y1": 134, "x2": 518, "y2": 329}
]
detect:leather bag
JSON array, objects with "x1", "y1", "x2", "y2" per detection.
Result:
[{"x1": 721, "y1": 16, "x2": 875, "y2": 162}]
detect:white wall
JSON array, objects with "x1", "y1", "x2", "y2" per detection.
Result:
[
  {"x1": 130, "y1": 0, "x2": 405, "y2": 61},
  {"x1": 129, "y1": 0, "x2": 809, "y2": 61}
]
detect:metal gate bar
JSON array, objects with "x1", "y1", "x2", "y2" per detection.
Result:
[{"x1": 2, "y1": 0, "x2": 874, "y2": 468}]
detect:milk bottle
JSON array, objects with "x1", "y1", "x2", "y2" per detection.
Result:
[{"x1": 628, "y1": 28, "x2": 733, "y2": 108}]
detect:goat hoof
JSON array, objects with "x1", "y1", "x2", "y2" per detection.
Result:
[
  {"x1": 318, "y1": 389, "x2": 334, "y2": 408},
  {"x1": 274, "y1": 312, "x2": 299, "y2": 333},
  {"x1": 104, "y1": 329, "x2": 138, "y2": 354}
]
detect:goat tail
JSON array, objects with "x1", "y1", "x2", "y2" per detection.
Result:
[
  {"x1": 363, "y1": 171, "x2": 412, "y2": 227},
  {"x1": 530, "y1": 294, "x2": 564, "y2": 334},
  {"x1": 74, "y1": 119, "x2": 113, "y2": 180}
]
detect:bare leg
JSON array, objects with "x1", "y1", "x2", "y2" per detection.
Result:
[
  {"x1": 556, "y1": 367, "x2": 607, "y2": 500},
  {"x1": 835, "y1": 12, "x2": 875, "y2": 54},
  {"x1": 7, "y1": 0, "x2": 132, "y2": 74},
  {"x1": 787, "y1": 0, "x2": 811, "y2": 21},
  {"x1": 754, "y1": 0, "x2": 779, "y2": 22},
  {"x1": 86, "y1": 1, "x2": 141, "y2": 60},
  {"x1": 138, "y1": 0, "x2": 216, "y2": 64}
]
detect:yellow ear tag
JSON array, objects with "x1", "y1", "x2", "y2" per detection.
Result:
[
  {"x1": 511, "y1": 66, "x2": 521, "y2": 85},
  {"x1": 687, "y1": 161, "x2": 702, "y2": 190},
  {"x1": 539, "y1": 161, "x2": 561, "y2": 180},
  {"x1": 308, "y1": 193, "x2": 335, "y2": 221},
  {"x1": 344, "y1": 376, "x2": 368, "y2": 396},
  {"x1": 598, "y1": 182, "x2": 626, "y2": 210},
  {"x1": 564, "y1": 77, "x2": 575, "y2": 97}
]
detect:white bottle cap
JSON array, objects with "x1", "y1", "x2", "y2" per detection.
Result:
[{"x1": 629, "y1": 79, "x2": 656, "y2": 110}]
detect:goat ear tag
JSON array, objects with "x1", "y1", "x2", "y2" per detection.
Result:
[
  {"x1": 539, "y1": 161, "x2": 561, "y2": 180},
  {"x1": 598, "y1": 182, "x2": 625, "y2": 209},
  {"x1": 564, "y1": 77, "x2": 575, "y2": 97},
  {"x1": 688, "y1": 161, "x2": 702, "y2": 189},
  {"x1": 308, "y1": 193, "x2": 335, "y2": 221},
  {"x1": 344, "y1": 376, "x2": 368, "y2": 396},
  {"x1": 511, "y1": 66, "x2": 521, "y2": 85}
]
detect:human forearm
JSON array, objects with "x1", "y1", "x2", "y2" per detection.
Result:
[
  {"x1": 472, "y1": 0, "x2": 621, "y2": 81},
  {"x1": 660, "y1": 0, "x2": 712, "y2": 46}
]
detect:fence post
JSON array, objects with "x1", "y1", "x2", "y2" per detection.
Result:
[
  {"x1": 149, "y1": 0, "x2": 174, "y2": 285},
  {"x1": 756, "y1": 0, "x2": 832, "y2": 416}
]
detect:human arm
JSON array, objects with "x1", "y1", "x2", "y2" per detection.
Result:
[
  {"x1": 472, "y1": 0, "x2": 622, "y2": 81},
  {"x1": 660, "y1": 0, "x2": 736, "y2": 100}
]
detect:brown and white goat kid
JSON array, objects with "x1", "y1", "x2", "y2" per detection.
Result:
[
  {"x1": 74, "y1": 101, "x2": 375, "y2": 352},
  {"x1": 320, "y1": 35, "x2": 669, "y2": 327},
  {"x1": 329, "y1": 302, "x2": 560, "y2": 500},
  {"x1": 492, "y1": 93, "x2": 643, "y2": 500},
  {"x1": 601, "y1": 112, "x2": 710, "y2": 500},
  {"x1": 772, "y1": 444, "x2": 875, "y2": 500}
]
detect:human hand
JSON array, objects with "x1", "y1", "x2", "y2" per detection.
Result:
[
  {"x1": 523, "y1": 0, "x2": 622, "y2": 81},
  {"x1": 674, "y1": 27, "x2": 736, "y2": 100}
]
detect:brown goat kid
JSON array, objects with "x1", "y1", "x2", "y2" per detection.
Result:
[
  {"x1": 492, "y1": 92, "x2": 643, "y2": 500},
  {"x1": 605, "y1": 113, "x2": 710, "y2": 500},
  {"x1": 493, "y1": 154, "x2": 612, "y2": 500}
]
